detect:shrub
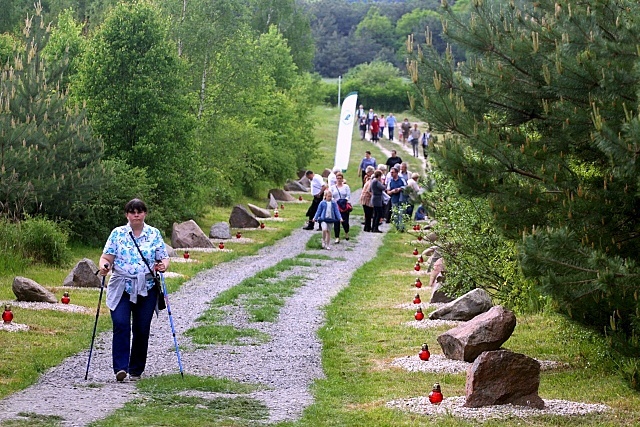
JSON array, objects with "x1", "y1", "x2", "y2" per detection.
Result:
[
  {"x1": 19, "y1": 216, "x2": 70, "y2": 266},
  {"x1": 0, "y1": 220, "x2": 28, "y2": 273}
]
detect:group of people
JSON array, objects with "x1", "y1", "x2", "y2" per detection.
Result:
[
  {"x1": 356, "y1": 105, "x2": 398, "y2": 143},
  {"x1": 358, "y1": 150, "x2": 425, "y2": 232},
  {"x1": 357, "y1": 104, "x2": 432, "y2": 159}
]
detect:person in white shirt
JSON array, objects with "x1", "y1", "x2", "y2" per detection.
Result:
[
  {"x1": 327, "y1": 167, "x2": 340, "y2": 188},
  {"x1": 303, "y1": 170, "x2": 327, "y2": 230}
]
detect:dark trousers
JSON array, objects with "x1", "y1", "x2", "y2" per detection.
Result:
[
  {"x1": 111, "y1": 286, "x2": 158, "y2": 376},
  {"x1": 372, "y1": 205, "x2": 384, "y2": 231},
  {"x1": 388, "y1": 127, "x2": 394, "y2": 140},
  {"x1": 334, "y1": 211, "x2": 350, "y2": 237},
  {"x1": 423, "y1": 145, "x2": 428, "y2": 158},
  {"x1": 363, "y1": 205, "x2": 373, "y2": 231},
  {"x1": 384, "y1": 202, "x2": 392, "y2": 222},
  {"x1": 306, "y1": 195, "x2": 323, "y2": 222}
]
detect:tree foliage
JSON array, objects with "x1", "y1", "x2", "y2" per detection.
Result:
[
  {"x1": 343, "y1": 61, "x2": 410, "y2": 111},
  {"x1": 411, "y1": 0, "x2": 640, "y2": 365},
  {"x1": 0, "y1": 2, "x2": 106, "y2": 224},
  {"x1": 76, "y1": 0, "x2": 201, "y2": 228}
]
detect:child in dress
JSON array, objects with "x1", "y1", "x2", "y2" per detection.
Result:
[{"x1": 313, "y1": 190, "x2": 343, "y2": 249}]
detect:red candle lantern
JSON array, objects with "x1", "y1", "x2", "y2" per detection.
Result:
[
  {"x1": 418, "y1": 255, "x2": 424, "y2": 263},
  {"x1": 260, "y1": 222, "x2": 265, "y2": 229},
  {"x1": 414, "y1": 224, "x2": 420, "y2": 231},
  {"x1": 417, "y1": 235, "x2": 423, "y2": 241},
  {"x1": 236, "y1": 232, "x2": 242, "y2": 239},
  {"x1": 274, "y1": 209, "x2": 279, "y2": 218},
  {"x1": 414, "y1": 262, "x2": 421, "y2": 271},
  {"x1": 429, "y1": 383, "x2": 443, "y2": 404},
  {"x1": 61, "y1": 292, "x2": 70, "y2": 304},
  {"x1": 218, "y1": 242, "x2": 225, "y2": 249},
  {"x1": 183, "y1": 251, "x2": 190, "y2": 259},
  {"x1": 2, "y1": 305, "x2": 13, "y2": 324},
  {"x1": 299, "y1": 195, "x2": 303, "y2": 201},
  {"x1": 413, "y1": 293, "x2": 421, "y2": 304},
  {"x1": 280, "y1": 204, "x2": 284, "y2": 210},
  {"x1": 418, "y1": 343, "x2": 430, "y2": 361},
  {"x1": 412, "y1": 248, "x2": 419, "y2": 256},
  {"x1": 414, "y1": 307, "x2": 424, "y2": 321},
  {"x1": 415, "y1": 278, "x2": 422, "y2": 288}
]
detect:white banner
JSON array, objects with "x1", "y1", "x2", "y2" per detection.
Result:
[{"x1": 334, "y1": 92, "x2": 358, "y2": 171}]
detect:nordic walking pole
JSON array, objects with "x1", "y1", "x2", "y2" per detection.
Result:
[
  {"x1": 85, "y1": 264, "x2": 108, "y2": 380},
  {"x1": 158, "y1": 267, "x2": 184, "y2": 378}
]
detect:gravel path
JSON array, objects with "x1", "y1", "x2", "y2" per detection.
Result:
[{"x1": 0, "y1": 222, "x2": 386, "y2": 426}]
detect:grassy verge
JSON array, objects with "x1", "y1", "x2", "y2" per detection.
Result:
[{"x1": 0, "y1": 193, "x2": 311, "y2": 399}]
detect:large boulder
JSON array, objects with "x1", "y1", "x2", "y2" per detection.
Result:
[
  {"x1": 269, "y1": 189, "x2": 296, "y2": 202},
  {"x1": 297, "y1": 176, "x2": 311, "y2": 189},
  {"x1": 172, "y1": 220, "x2": 214, "y2": 248},
  {"x1": 437, "y1": 305, "x2": 516, "y2": 362},
  {"x1": 430, "y1": 279, "x2": 454, "y2": 303},
  {"x1": 62, "y1": 258, "x2": 101, "y2": 288},
  {"x1": 429, "y1": 288, "x2": 493, "y2": 321},
  {"x1": 12, "y1": 277, "x2": 57, "y2": 303},
  {"x1": 266, "y1": 193, "x2": 278, "y2": 210},
  {"x1": 164, "y1": 244, "x2": 178, "y2": 258},
  {"x1": 296, "y1": 169, "x2": 307, "y2": 179},
  {"x1": 284, "y1": 180, "x2": 308, "y2": 192},
  {"x1": 229, "y1": 205, "x2": 260, "y2": 228},
  {"x1": 209, "y1": 222, "x2": 231, "y2": 239},
  {"x1": 465, "y1": 350, "x2": 544, "y2": 409},
  {"x1": 247, "y1": 203, "x2": 272, "y2": 219},
  {"x1": 321, "y1": 168, "x2": 332, "y2": 178}
]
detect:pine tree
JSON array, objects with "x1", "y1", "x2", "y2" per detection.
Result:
[
  {"x1": 0, "y1": 2, "x2": 104, "y2": 221},
  {"x1": 411, "y1": 0, "x2": 640, "y2": 362}
]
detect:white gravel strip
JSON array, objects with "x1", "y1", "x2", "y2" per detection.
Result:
[
  {"x1": 390, "y1": 354, "x2": 569, "y2": 374},
  {"x1": 386, "y1": 396, "x2": 609, "y2": 422},
  {"x1": 0, "y1": 300, "x2": 92, "y2": 314},
  {"x1": 404, "y1": 319, "x2": 463, "y2": 328},
  {"x1": 0, "y1": 219, "x2": 387, "y2": 426},
  {"x1": 0, "y1": 322, "x2": 30, "y2": 332}
]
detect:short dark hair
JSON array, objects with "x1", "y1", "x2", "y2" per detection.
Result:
[
  {"x1": 125, "y1": 198, "x2": 147, "y2": 213},
  {"x1": 305, "y1": 170, "x2": 314, "y2": 177},
  {"x1": 365, "y1": 151, "x2": 371, "y2": 155}
]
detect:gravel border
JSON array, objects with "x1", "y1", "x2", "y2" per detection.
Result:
[{"x1": 386, "y1": 396, "x2": 610, "y2": 422}]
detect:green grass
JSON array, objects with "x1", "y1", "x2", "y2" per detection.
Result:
[{"x1": 93, "y1": 375, "x2": 268, "y2": 427}]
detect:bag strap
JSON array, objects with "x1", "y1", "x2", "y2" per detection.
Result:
[{"x1": 129, "y1": 231, "x2": 156, "y2": 277}]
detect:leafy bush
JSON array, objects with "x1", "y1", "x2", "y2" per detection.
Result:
[
  {"x1": 423, "y1": 170, "x2": 542, "y2": 313},
  {"x1": 18, "y1": 217, "x2": 71, "y2": 266},
  {"x1": 342, "y1": 61, "x2": 410, "y2": 112}
]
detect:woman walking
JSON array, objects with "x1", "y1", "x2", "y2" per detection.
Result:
[
  {"x1": 370, "y1": 115, "x2": 380, "y2": 143},
  {"x1": 313, "y1": 190, "x2": 343, "y2": 249},
  {"x1": 370, "y1": 170, "x2": 386, "y2": 233},
  {"x1": 360, "y1": 166, "x2": 375, "y2": 232},
  {"x1": 330, "y1": 172, "x2": 351, "y2": 243},
  {"x1": 98, "y1": 199, "x2": 169, "y2": 382}
]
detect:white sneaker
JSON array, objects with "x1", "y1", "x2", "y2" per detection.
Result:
[
  {"x1": 325, "y1": 245, "x2": 331, "y2": 250},
  {"x1": 335, "y1": 238, "x2": 340, "y2": 244}
]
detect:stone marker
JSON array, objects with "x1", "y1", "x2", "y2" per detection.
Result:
[
  {"x1": 12, "y1": 277, "x2": 57, "y2": 303},
  {"x1": 284, "y1": 180, "x2": 308, "y2": 192},
  {"x1": 465, "y1": 350, "x2": 544, "y2": 409},
  {"x1": 428, "y1": 257, "x2": 445, "y2": 288},
  {"x1": 229, "y1": 205, "x2": 260, "y2": 228},
  {"x1": 63, "y1": 258, "x2": 101, "y2": 288},
  {"x1": 172, "y1": 220, "x2": 214, "y2": 248},
  {"x1": 437, "y1": 305, "x2": 516, "y2": 362},
  {"x1": 164, "y1": 244, "x2": 178, "y2": 258},
  {"x1": 247, "y1": 203, "x2": 272, "y2": 219},
  {"x1": 209, "y1": 222, "x2": 231, "y2": 239},
  {"x1": 321, "y1": 168, "x2": 331, "y2": 178},
  {"x1": 296, "y1": 169, "x2": 306, "y2": 179},
  {"x1": 266, "y1": 193, "x2": 278, "y2": 210},
  {"x1": 429, "y1": 288, "x2": 493, "y2": 321},
  {"x1": 297, "y1": 176, "x2": 311, "y2": 189},
  {"x1": 430, "y1": 279, "x2": 454, "y2": 303},
  {"x1": 268, "y1": 189, "x2": 296, "y2": 202}
]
